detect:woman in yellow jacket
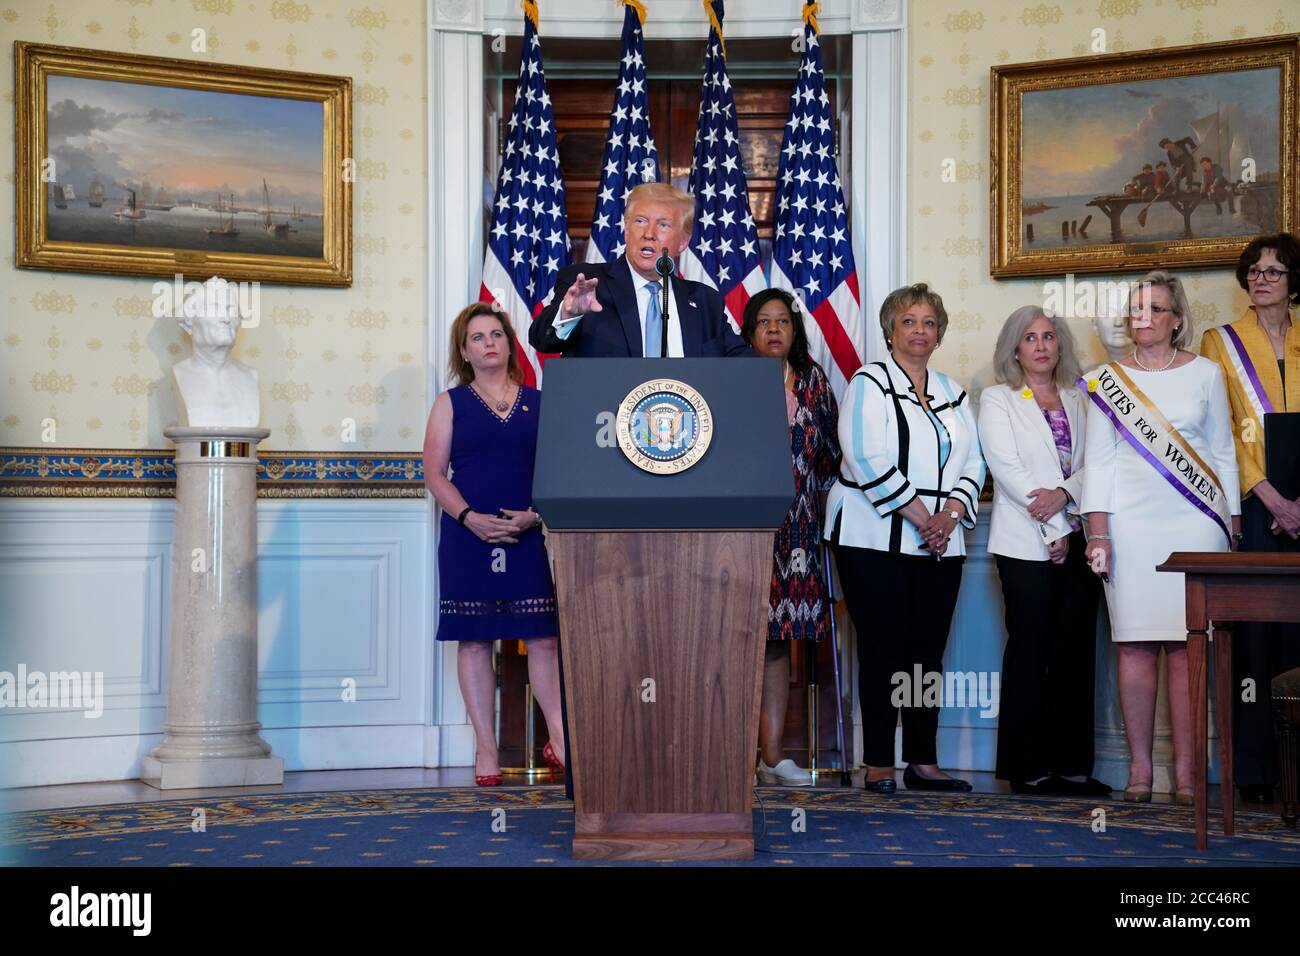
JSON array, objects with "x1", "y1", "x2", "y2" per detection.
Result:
[{"x1": 1200, "y1": 232, "x2": 1300, "y2": 806}]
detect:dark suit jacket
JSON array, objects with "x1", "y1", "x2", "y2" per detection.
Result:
[{"x1": 529, "y1": 257, "x2": 753, "y2": 358}]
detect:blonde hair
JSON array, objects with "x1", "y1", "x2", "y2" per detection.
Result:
[
  {"x1": 1127, "y1": 270, "x2": 1195, "y2": 350},
  {"x1": 624, "y1": 182, "x2": 695, "y2": 236},
  {"x1": 992, "y1": 305, "x2": 1082, "y2": 388}
]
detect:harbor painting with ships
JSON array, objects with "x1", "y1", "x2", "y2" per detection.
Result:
[
  {"x1": 1019, "y1": 67, "x2": 1280, "y2": 250},
  {"x1": 43, "y1": 74, "x2": 324, "y2": 257}
]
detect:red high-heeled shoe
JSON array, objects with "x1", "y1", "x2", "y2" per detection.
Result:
[
  {"x1": 474, "y1": 752, "x2": 502, "y2": 787},
  {"x1": 542, "y1": 741, "x2": 565, "y2": 782}
]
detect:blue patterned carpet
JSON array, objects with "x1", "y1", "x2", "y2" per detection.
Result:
[{"x1": 3, "y1": 787, "x2": 1297, "y2": 867}]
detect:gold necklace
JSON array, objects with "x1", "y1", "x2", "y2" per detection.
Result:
[{"x1": 473, "y1": 380, "x2": 513, "y2": 413}]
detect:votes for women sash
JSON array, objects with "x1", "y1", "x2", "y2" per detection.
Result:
[
  {"x1": 1080, "y1": 363, "x2": 1231, "y2": 542},
  {"x1": 1212, "y1": 324, "x2": 1275, "y2": 422}
]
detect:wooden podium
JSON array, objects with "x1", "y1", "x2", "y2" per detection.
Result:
[{"x1": 534, "y1": 358, "x2": 793, "y2": 861}]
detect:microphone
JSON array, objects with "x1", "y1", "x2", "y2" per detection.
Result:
[{"x1": 654, "y1": 248, "x2": 676, "y2": 278}]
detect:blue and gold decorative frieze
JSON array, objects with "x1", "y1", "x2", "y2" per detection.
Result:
[{"x1": 0, "y1": 448, "x2": 424, "y2": 498}]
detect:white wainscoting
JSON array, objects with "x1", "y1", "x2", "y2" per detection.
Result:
[
  {"x1": 0, "y1": 498, "x2": 450, "y2": 788},
  {"x1": 936, "y1": 525, "x2": 1006, "y2": 772},
  {"x1": 928, "y1": 520, "x2": 1219, "y2": 787},
  {"x1": 0, "y1": 498, "x2": 1213, "y2": 790}
]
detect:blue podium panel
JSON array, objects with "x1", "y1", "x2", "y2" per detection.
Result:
[{"x1": 533, "y1": 357, "x2": 795, "y2": 530}]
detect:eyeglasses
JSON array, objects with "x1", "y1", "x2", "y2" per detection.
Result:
[
  {"x1": 756, "y1": 317, "x2": 792, "y2": 329},
  {"x1": 1247, "y1": 267, "x2": 1290, "y2": 283},
  {"x1": 1126, "y1": 304, "x2": 1173, "y2": 317}
]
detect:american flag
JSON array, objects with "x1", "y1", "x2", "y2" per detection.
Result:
[
  {"x1": 677, "y1": 0, "x2": 764, "y2": 333},
  {"x1": 479, "y1": 2, "x2": 569, "y2": 386},
  {"x1": 770, "y1": 2, "x2": 879, "y2": 395},
  {"x1": 585, "y1": 0, "x2": 659, "y2": 263}
]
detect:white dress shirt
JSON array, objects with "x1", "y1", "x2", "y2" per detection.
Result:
[{"x1": 550, "y1": 257, "x2": 685, "y2": 358}]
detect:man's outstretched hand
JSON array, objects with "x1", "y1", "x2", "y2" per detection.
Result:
[{"x1": 560, "y1": 274, "x2": 602, "y2": 320}]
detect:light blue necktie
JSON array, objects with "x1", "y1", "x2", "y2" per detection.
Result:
[{"x1": 643, "y1": 281, "x2": 663, "y2": 358}]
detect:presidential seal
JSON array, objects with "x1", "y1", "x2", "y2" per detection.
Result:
[{"x1": 615, "y1": 379, "x2": 714, "y2": 474}]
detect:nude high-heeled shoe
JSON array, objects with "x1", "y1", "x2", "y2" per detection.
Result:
[{"x1": 1123, "y1": 774, "x2": 1152, "y2": 802}]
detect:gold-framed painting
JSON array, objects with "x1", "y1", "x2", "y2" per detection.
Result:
[
  {"x1": 15, "y1": 41, "x2": 352, "y2": 287},
  {"x1": 990, "y1": 33, "x2": 1298, "y2": 279}
]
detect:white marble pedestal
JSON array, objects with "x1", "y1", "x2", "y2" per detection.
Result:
[{"x1": 142, "y1": 426, "x2": 283, "y2": 789}]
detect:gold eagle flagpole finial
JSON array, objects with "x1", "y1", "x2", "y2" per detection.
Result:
[
  {"x1": 621, "y1": 0, "x2": 647, "y2": 25},
  {"x1": 803, "y1": 0, "x2": 820, "y2": 34}
]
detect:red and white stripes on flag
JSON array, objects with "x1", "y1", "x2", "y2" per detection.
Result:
[
  {"x1": 677, "y1": 0, "x2": 765, "y2": 333},
  {"x1": 770, "y1": 2, "x2": 881, "y2": 396},
  {"x1": 479, "y1": 1, "x2": 569, "y2": 385},
  {"x1": 585, "y1": 0, "x2": 659, "y2": 264}
]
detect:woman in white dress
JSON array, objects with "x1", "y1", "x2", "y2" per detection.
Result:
[{"x1": 1081, "y1": 271, "x2": 1241, "y2": 804}]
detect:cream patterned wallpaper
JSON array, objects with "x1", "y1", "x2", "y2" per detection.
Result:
[
  {"x1": 1, "y1": 0, "x2": 427, "y2": 451},
  {"x1": 906, "y1": 0, "x2": 1297, "y2": 392}
]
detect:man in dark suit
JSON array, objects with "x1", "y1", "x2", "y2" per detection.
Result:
[{"x1": 530, "y1": 183, "x2": 752, "y2": 358}]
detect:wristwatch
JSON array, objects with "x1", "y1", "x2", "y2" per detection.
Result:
[{"x1": 945, "y1": 509, "x2": 960, "y2": 522}]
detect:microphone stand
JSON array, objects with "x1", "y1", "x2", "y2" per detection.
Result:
[{"x1": 655, "y1": 247, "x2": 674, "y2": 358}]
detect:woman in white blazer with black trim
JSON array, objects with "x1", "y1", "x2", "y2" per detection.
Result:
[
  {"x1": 826, "y1": 283, "x2": 984, "y2": 795},
  {"x1": 978, "y1": 305, "x2": 1105, "y2": 797}
]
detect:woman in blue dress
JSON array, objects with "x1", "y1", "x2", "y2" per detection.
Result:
[{"x1": 423, "y1": 303, "x2": 563, "y2": 785}]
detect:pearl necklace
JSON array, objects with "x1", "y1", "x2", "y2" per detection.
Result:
[{"x1": 1132, "y1": 347, "x2": 1178, "y2": 372}]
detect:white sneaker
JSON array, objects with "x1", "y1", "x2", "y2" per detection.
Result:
[{"x1": 757, "y1": 758, "x2": 813, "y2": 787}]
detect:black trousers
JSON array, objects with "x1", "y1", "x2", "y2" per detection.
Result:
[
  {"x1": 993, "y1": 531, "x2": 1101, "y2": 781},
  {"x1": 1232, "y1": 493, "x2": 1300, "y2": 787},
  {"x1": 833, "y1": 544, "x2": 964, "y2": 767}
]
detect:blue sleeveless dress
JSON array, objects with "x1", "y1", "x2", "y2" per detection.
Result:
[{"x1": 435, "y1": 384, "x2": 558, "y2": 642}]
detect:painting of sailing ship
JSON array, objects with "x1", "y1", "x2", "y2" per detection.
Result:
[
  {"x1": 991, "y1": 36, "x2": 1297, "y2": 277},
  {"x1": 205, "y1": 194, "x2": 239, "y2": 238},
  {"x1": 17, "y1": 42, "x2": 351, "y2": 285},
  {"x1": 39, "y1": 72, "x2": 325, "y2": 258}
]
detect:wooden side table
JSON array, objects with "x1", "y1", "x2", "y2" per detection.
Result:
[{"x1": 1156, "y1": 553, "x2": 1300, "y2": 851}]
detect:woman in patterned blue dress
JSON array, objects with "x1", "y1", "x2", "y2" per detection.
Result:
[
  {"x1": 741, "y1": 289, "x2": 841, "y2": 786},
  {"x1": 423, "y1": 303, "x2": 563, "y2": 785}
]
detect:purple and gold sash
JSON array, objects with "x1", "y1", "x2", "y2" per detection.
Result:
[
  {"x1": 1214, "y1": 324, "x2": 1275, "y2": 421},
  {"x1": 1080, "y1": 363, "x2": 1231, "y2": 542}
]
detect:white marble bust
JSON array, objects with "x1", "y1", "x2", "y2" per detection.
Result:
[
  {"x1": 172, "y1": 277, "x2": 260, "y2": 428},
  {"x1": 1092, "y1": 288, "x2": 1133, "y2": 362}
]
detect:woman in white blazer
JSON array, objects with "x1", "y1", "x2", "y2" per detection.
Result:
[
  {"x1": 978, "y1": 306, "x2": 1105, "y2": 797},
  {"x1": 826, "y1": 283, "x2": 985, "y2": 795}
]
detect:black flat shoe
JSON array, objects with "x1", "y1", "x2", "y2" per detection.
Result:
[
  {"x1": 1052, "y1": 776, "x2": 1113, "y2": 797},
  {"x1": 903, "y1": 764, "x2": 973, "y2": 792},
  {"x1": 1239, "y1": 785, "x2": 1274, "y2": 804},
  {"x1": 862, "y1": 777, "x2": 897, "y2": 794},
  {"x1": 1010, "y1": 777, "x2": 1061, "y2": 795}
]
